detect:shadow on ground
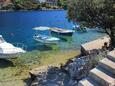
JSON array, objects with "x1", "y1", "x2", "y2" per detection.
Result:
[
  {"x1": 28, "y1": 67, "x2": 71, "y2": 86},
  {"x1": 0, "y1": 59, "x2": 14, "y2": 68}
]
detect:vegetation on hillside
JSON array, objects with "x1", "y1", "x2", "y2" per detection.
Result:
[
  {"x1": 67, "y1": 0, "x2": 115, "y2": 48},
  {"x1": 10, "y1": 0, "x2": 40, "y2": 10},
  {"x1": 0, "y1": 0, "x2": 67, "y2": 10},
  {"x1": 58, "y1": 0, "x2": 67, "y2": 9}
]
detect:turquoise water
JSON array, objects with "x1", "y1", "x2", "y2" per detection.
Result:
[{"x1": 0, "y1": 10, "x2": 104, "y2": 51}]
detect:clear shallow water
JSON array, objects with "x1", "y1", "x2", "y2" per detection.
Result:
[{"x1": 0, "y1": 10, "x2": 104, "y2": 51}]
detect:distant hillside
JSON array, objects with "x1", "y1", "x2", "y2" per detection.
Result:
[
  {"x1": 0, "y1": 0, "x2": 67, "y2": 11},
  {"x1": 0, "y1": 0, "x2": 41, "y2": 10}
]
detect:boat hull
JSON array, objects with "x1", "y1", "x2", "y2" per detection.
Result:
[
  {"x1": 0, "y1": 53, "x2": 21, "y2": 59},
  {"x1": 51, "y1": 32, "x2": 72, "y2": 42},
  {"x1": 51, "y1": 31, "x2": 73, "y2": 36},
  {"x1": 33, "y1": 36, "x2": 60, "y2": 45},
  {"x1": 34, "y1": 39, "x2": 58, "y2": 44}
]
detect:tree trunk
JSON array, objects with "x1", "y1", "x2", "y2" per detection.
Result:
[{"x1": 109, "y1": 28, "x2": 115, "y2": 49}]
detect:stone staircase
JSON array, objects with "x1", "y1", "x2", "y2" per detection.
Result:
[{"x1": 78, "y1": 50, "x2": 115, "y2": 86}]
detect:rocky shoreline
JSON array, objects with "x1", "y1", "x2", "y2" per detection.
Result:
[
  {"x1": 0, "y1": 9, "x2": 64, "y2": 12},
  {"x1": 29, "y1": 50, "x2": 106, "y2": 86}
]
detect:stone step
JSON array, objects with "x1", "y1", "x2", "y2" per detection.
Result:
[
  {"x1": 107, "y1": 50, "x2": 115, "y2": 62},
  {"x1": 99, "y1": 58, "x2": 115, "y2": 75},
  {"x1": 89, "y1": 67, "x2": 115, "y2": 86},
  {"x1": 78, "y1": 77, "x2": 99, "y2": 86}
]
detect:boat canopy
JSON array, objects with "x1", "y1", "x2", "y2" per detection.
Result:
[{"x1": 33, "y1": 26, "x2": 50, "y2": 31}]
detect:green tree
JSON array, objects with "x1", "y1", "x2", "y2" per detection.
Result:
[
  {"x1": 11, "y1": 0, "x2": 20, "y2": 10},
  {"x1": 11, "y1": 0, "x2": 40, "y2": 10},
  {"x1": 58, "y1": 0, "x2": 67, "y2": 9},
  {"x1": 67, "y1": 0, "x2": 115, "y2": 48}
]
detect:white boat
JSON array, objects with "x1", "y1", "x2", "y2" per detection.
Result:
[
  {"x1": 50, "y1": 27, "x2": 74, "y2": 36},
  {"x1": 33, "y1": 26, "x2": 60, "y2": 44},
  {"x1": 0, "y1": 35, "x2": 26, "y2": 59},
  {"x1": 33, "y1": 35, "x2": 60, "y2": 44}
]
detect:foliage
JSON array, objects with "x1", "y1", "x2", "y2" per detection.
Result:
[
  {"x1": 67, "y1": 0, "x2": 115, "y2": 47},
  {"x1": 11, "y1": 0, "x2": 40, "y2": 10},
  {"x1": 0, "y1": 0, "x2": 66, "y2": 10},
  {"x1": 58, "y1": 0, "x2": 67, "y2": 9}
]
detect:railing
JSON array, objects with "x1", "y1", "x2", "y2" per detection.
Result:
[{"x1": 12, "y1": 42, "x2": 27, "y2": 51}]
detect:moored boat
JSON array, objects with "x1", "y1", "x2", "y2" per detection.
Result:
[
  {"x1": 33, "y1": 26, "x2": 60, "y2": 44},
  {"x1": 0, "y1": 35, "x2": 26, "y2": 59},
  {"x1": 33, "y1": 34, "x2": 60, "y2": 44},
  {"x1": 50, "y1": 28, "x2": 74, "y2": 36}
]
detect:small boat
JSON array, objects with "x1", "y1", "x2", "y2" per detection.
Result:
[
  {"x1": 73, "y1": 25, "x2": 87, "y2": 32},
  {"x1": 0, "y1": 35, "x2": 26, "y2": 59},
  {"x1": 50, "y1": 28, "x2": 74, "y2": 36},
  {"x1": 33, "y1": 35, "x2": 60, "y2": 44},
  {"x1": 33, "y1": 26, "x2": 60, "y2": 44}
]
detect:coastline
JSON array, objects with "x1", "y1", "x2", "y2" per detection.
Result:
[
  {"x1": 0, "y1": 9, "x2": 64, "y2": 12},
  {"x1": 0, "y1": 49, "x2": 80, "y2": 86}
]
